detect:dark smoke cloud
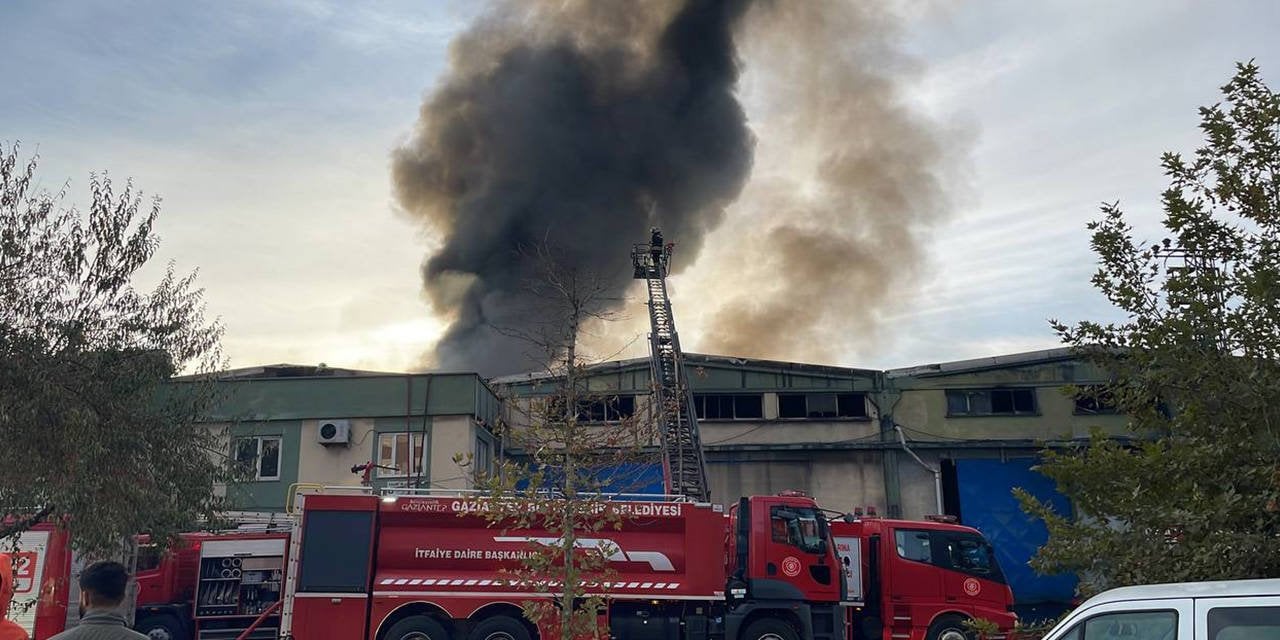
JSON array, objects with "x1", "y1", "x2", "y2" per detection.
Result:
[
  {"x1": 698, "y1": 2, "x2": 966, "y2": 363},
  {"x1": 392, "y1": 0, "x2": 755, "y2": 375}
]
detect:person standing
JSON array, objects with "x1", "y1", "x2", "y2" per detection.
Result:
[
  {"x1": 48, "y1": 561, "x2": 145, "y2": 640},
  {"x1": 0, "y1": 553, "x2": 29, "y2": 640}
]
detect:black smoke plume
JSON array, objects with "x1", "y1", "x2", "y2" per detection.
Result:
[{"x1": 393, "y1": 0, "x2": 755, "y2": 375}]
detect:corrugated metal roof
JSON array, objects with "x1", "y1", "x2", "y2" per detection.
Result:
[
  {"x1": 886, "y1": 347, "x2": 1079, "y2": 379},
  {"x1": 489, "y1": 352, "x2": 881, "y2": 384}
]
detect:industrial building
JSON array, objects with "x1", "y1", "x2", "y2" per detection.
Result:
[{"x1": 200, "y1": 347, "x2": 1126, "y2": 614}]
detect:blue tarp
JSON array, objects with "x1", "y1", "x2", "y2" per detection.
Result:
[
  {"x1": 956, "y1": 458, "x2": 1077, "y2": 608},
  {"x1": 513, "y1": 462, "x2": 666, "y2": 498}
]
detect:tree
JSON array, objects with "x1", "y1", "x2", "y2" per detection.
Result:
[
  {"x1": 1019, "y1": 62, "x2": 1280, "y2": 596},
  {"x1": 0, "y1": 143, "x2": 230, "y2": 556},
  {"x1": 458, "y1": 243, "x2": 660, "y2": 640}
]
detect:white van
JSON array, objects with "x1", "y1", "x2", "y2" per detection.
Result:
[{"x1": 1040, "y1": 579, "x2": 1280, "y2": 640}]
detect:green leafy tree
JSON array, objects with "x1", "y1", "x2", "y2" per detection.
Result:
[
  {"x1": 0, "y1": 143, "x2": 230, "y2": 556},
  {"x1": 1019, "y1": 62, "x2": 1280, "y2": 595},
  {"x1": 458, "y1": 244, "x2": 659, "y2": 640}
]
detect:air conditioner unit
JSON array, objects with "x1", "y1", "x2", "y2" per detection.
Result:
[{"x1": 316, "y1": 419, "x2": 350, "y2": 446}]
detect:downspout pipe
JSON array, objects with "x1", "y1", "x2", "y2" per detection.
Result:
[{"x1": 894, "y1": 424, "x2": 944, "y2": 515}]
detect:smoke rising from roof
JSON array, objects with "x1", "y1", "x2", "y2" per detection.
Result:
[
  {"x1": 696, "y1": 2, "x2": 965, "y2": 363},
  {"x1": 394, "y1": 1, "x2": 965, "y2": 373},
  {"x1": 392, "y1": 0, "x2": 755, "y2": 375}
]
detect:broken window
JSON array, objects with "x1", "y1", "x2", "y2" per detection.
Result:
[
  {"x1": 946, "y1": 389, "x2": 1038, "y2": 416},
  {"x1": 1074, "y1": 386, "x2": 1118, "y2": 414},
  {"x1": 573, "y1": 395, "x2": 637, "y2": 423},
  {"x1": 694, "y1": 394, "x2": 764, "y2": 420},
  {"x1": 779, "y1": 394, "x2": 807, "y2": 418},
  {"x1": 778, "y1": 393, "x2": 868, "y2": 419},
  {"x1": 837, "y1": 393, "x2": 868, "y2": 418}
]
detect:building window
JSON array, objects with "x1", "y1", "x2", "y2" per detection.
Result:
[
  {"x1": 558, "y1": 395, "x2": 636, "y2": 423},
  {"x1": 474, "y1": 435, "x2": 493, "y2": 476},
  {"x1": 778, "y1": 393, "x2": 868, "y2": 419},
  {"x1": 234, "y1": 436, "x2": 281, "y2": 481},
  {"x1": 694, "y1": 394, "x2": 764, "y2": 420},
  {"x1": 946, "y1": 389, "x2": 1038, "y2": 416},
  {"x1": 376, "y1": 432, "x2": 426, "y2": 478},
  {"x1": 1074, "y1": 386, "x2": 1118, "y2": 415}
]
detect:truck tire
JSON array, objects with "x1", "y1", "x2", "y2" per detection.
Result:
[
  {"x1": 135, "y1": 614, "x2": 186, "y2": 640},
  {"x1": 926, "y1": 615, "x2": 972, "y2": 640},
  {"x1": 742, "y1": 617, "x2": 799, "y2": 640},
  {"x1": 469, "y1": 616, "x2": 532, "y2": 640},
  {"x1": 385, "y1": 616, "x2": 451, "y2": 640}
]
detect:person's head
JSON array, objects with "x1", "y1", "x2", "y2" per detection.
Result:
[{"x1": 78, "y1": 561, "x2": 129, "y2": 610}]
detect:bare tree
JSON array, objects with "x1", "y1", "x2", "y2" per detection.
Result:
[{"x1": 458, "y1": 241, "x2": 660, "y2": 640}]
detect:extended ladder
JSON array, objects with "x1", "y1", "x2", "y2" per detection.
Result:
[{"x1": 632, "y1": 232, "x2": 710, "y2": 502}]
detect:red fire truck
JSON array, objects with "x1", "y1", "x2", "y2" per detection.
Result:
[
  {"x1": 7, "y1": 523, "x2": 288, "y2": 640},
  {"x1": 278, "y1": 489, "x2": 1015, "y2": 640},
  {"x1": 831, "y1": 515, "x2": 1015, "y2": 640}
]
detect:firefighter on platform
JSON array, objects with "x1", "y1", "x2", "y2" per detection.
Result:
[
  {"x1": 650, "y1": 227, "x2": 664, "y2": 265},
  {"x1": 0, "y1": 553, "x2": 29, "y2": 640}
]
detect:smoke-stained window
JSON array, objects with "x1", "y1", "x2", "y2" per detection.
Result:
[
  {"x1": 542, "y1": 395, "x2": 636, "y2": 423},
  {"x1": 574, "y1": 395, "x2": 637, "y2": 423},
  {"x1": 946, "y1": 389, "x2": 1038, "y2": 417},
  {"x1": 778, "y1": 393, "x2": 868, "y2": 419},
  {"x1": 1073, "y1": 386, "x2": 1118, "y2": 415},
  {"x1": 694, "y1": 394, "x2": 763, "y2": 420}
]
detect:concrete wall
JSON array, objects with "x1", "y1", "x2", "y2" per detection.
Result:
[
  {"x1": 896, "y1": 450, "x2": 945, "y2": 519},
  {"x1": 700, "y1": 417, "x2": 877, "y2": 448},
  {"x1": 225, "y1": 420, "x2": 300, "y2": 511},
  {"x1": 706, "y1": 450, "x2": 886, "y2": 514},
  {"x1": 894, "y1": 379, "x2": 1129, "y2": 442},
  {"x1": 427, "y1": 415, "x2": 477, "y2": 490},
  {"x1": 296, "y1": 418, "x2": 377, "y2": 487}
]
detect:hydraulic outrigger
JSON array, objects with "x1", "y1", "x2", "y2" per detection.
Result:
[{"x1": 632, "y1": 228, "x2": 711, "y2": 502}]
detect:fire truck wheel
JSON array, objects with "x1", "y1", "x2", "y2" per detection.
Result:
[
  {"x1": 385, "y1": 616, "x2": 452, "y2": 640},
  {"x1": 742, "y1": 617, "x2": 799, "y2": 640},
  {"x1": 469, "y1": 616, "x2": 532, "y2": 640},
  {"x1": 926, "y1": 615, "x2": 973, "y2": 640},
  {"x1": 135, "y1": 614, "x2": 186, "y2": 640}
]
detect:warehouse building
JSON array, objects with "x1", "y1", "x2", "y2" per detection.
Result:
[
  {"x1": 205, "y1": 348, "x2": 1128, "y2": 613},
  {"x1": 490, "y1": 348, "x2": 1126, "y2": 614}
]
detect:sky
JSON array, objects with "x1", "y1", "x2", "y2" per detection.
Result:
[{"x1": 2, "y1": 0, "x2": 1277, "y2": 373}]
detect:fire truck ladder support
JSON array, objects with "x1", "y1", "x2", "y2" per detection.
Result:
[{"x1": 632, "y1": 234, "x2": 710, "y2": 503}]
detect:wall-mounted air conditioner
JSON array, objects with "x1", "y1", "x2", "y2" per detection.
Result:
[{"x1": 317, "y1": 419, "x2": 350, "y2": 446}]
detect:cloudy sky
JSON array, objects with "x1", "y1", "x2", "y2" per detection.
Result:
[{"x1": 2, "y1": 0, "x2": 1277, "y2": 373}]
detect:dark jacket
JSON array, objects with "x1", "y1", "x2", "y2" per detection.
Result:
[{"x1": 47, "y1": 609, "x2": 146, "y2": 640}]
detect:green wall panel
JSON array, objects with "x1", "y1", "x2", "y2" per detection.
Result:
[{"x1": 225, "y1": 420, "x2": 300, "y2": 511}]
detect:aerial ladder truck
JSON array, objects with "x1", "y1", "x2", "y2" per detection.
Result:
[{"x1": 631, "y1": 228, "x2": 711, "y2": 502}]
